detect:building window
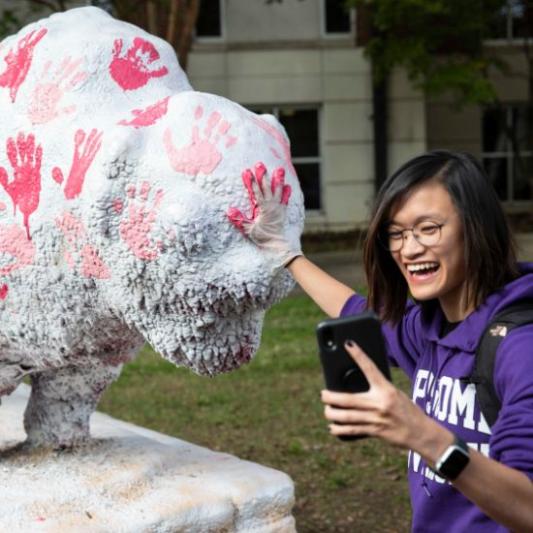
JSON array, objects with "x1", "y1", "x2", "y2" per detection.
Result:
[
  {"x1": 323, "y1": 0, "x2": 352, "y2": 34},
  {"x1": 487, "y1": 0, "x2": 530, "y2": 40},
  {"x1": 482, "y1": 105, "x2": 533, "y2": 202},
  {"x1": 196, "y1": 0, "x2": 222, "y2": 38},
  {"x1": 251, "y1": 106, "x2": 321, "y2": 210}
]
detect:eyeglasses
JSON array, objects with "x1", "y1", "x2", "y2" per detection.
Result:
[{"x1": 381, "y1": 221, "x2": 445, "y2": 252}]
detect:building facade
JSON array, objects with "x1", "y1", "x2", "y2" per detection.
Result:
[
  {"x1": 189, "y1": 0, "x2": 533, "y2": 232},
  {"x1": 188, "y1": 0, "x2": 426, "y2": 233},
  {"x1": 1, "y1": 0, "x2": 531, "y2": 232}
]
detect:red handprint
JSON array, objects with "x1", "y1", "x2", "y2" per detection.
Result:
[
  {"x1": 52, "y1": 128, "x2": 103, "y2": 200},
  {"x1": 0, "y1": 132, "x2": 43, "y2": 239},
  {"x1": 227, "y1": 162, "x2": 291, "y2": 233},
  {"x1": 109, "y1": 37, "x2": 168, "y2": 91},
  {"x1": 0, "y1": 28, "x2": 47, "y2": 103},
  {"x1": 118, "y1": 96, "x2": 170, "y2": 128},
  {"x1": 118, "y1": 181, "x2": 164, "y2": 261}
]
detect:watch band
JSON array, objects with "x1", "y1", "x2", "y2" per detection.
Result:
[{"x1": 434, "y1": 435, "x2": 470, "y2": 481}]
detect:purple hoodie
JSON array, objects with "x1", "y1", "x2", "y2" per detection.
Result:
[{"x1": 340, "y1": 263, "x2": 533, "y2": 533}]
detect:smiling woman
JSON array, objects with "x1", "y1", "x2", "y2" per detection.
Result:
[
  {"x1": 364, "y1": 152, "x2": 521, "y2": 325},
  {"x1": 232, "y1": 149, "x2": 533, "y2": 533}
]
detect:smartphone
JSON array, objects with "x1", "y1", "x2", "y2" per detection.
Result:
[{"x1": 316, "y1": 311, "x2": 391, "y2": 440}]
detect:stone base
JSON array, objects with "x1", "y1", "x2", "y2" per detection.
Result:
[{"x1": 0, "y1": 385, "x2": 296, "y2": 532}]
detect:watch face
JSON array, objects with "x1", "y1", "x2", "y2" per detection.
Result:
[{"x1": 437, "y1": 445, "x2": 470, "y2": 480}]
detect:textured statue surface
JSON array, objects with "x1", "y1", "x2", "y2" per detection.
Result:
[{"x1": 0, "y1": 7, "x2": 304, "y2": 448}]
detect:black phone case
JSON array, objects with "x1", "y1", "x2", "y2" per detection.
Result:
[{"x1": 316, "y1": 311, "x2": 391, "y2": 441}]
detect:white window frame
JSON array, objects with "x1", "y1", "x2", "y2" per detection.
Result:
[
  {"x1": 195, "y1": 0, "x2": 225, "y2": 43},
  {"x1": 320, "y1": 0, "x2": 356, "y2": 38},
  {"x1": 250, "y1": 104, "x2": 323, "y2": 212},
  {"x1": 481, "y1": 104, "x2": 533, "y2": 205}
]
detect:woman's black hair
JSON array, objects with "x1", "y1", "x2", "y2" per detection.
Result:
[{"x1": 363, "y1": 150, "x2": 520, "y2": 323}]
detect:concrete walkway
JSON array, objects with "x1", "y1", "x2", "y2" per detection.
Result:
[{"x1": 292, "y1": 232, "x2": 533, "y2": 294}]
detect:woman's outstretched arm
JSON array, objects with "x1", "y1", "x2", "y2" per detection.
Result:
[{"x1": 286, "y1": 256, "x2": 355, "y2": 318}]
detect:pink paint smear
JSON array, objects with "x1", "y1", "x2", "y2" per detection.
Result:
[
  {"x1": 119, "y1": 180, "x2": 164, "y2": 261},
  {"x1": 0, "y1": 224, "x2": 36, "y2": 276},
  {"x1": 118, "y1": 96, "x2": 170, "y2": 128},
  {"x1": 55, "y1": 211, "x2": 110, "y2": 279},
  {"x1": 0, "y1": 28, "x2": 47, "y2": 102}
]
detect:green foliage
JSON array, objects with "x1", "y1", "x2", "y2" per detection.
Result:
[
  {"x1": 0, "y1": 1, "x2": 81, "y2": 40},
  {"x1": 349, "y1": 0, "x2": 509, "y2": 106},
  {"x1": 0, "y1": 9, "x2": 21, "y2": 39}
]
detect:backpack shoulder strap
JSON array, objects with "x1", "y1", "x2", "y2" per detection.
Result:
[{"x1": 472, "y1": 300, "x2": 533, "y2": 428}]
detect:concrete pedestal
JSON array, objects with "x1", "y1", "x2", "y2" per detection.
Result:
[{"x1": 0, "y1": 385, "x2": 296, "y2": 532}]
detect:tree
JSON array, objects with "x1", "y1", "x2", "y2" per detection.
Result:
[
  {"x1": 349, "y1": 0, "x2": 509, "y2": 106},
  {"x1": 349, "y1": 0, "x2": 533, "y2": 201},
  {"x1": 112, "y1": 0, "x2": 201, "y2": 71},
  {"x1": 0, "y1": 0, "x2": 202, "y2": 71}
]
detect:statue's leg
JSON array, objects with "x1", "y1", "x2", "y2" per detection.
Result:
[{"x1": 23, "y1": 362, "x2": 122, "y2": 448}]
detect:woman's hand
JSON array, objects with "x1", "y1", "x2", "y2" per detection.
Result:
[
  {"x1": 227, "y1": 162, "x2": 302, "y2": 267},
  {"x1": 321, "y1": 340, "x2": 449, "y2": 451},
  {"x1": 322, "y1": 341, "x2": 533, "y2": 531}
]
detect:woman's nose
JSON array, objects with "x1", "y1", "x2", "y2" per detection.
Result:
[{"x1": 401, "y1": 231, "x2": 425, "y2": 256}]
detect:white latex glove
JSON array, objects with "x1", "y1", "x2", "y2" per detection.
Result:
[{"x1": 227, "y1": 162, "x2": 302, "y2": 267}]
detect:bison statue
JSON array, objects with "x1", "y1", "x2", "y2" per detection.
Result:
[{"x1": 0, "y1": 6, "x2": 304, "y2": 447}]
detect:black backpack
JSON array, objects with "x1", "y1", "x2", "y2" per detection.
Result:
[{"x1": 468, "y1": 300, "x2": 533, "y2": 427}]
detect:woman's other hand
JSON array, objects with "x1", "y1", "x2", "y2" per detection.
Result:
[{"x1": 321, "y1": 341, "x2": 450, "y2": 452}]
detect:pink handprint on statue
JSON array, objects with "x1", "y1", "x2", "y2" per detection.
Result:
[
  {"x1": 227, "y1": 162, "x2": 291, "y2": 234},
  {"x1": 0, "y1": 223, "x2": 36, "y2": 300},
  {"x1": 109, "y1": 37, "x2": 168, "y2": 91},
  {"x1": 55, "y1": 211, "x2": 110, "y2": 279},
  {"x1": 28, "y1": 56, "x2": 88, "y2": 124},
  {"x1": 118, "y1": 96, "x2": 170, "y2": 128},
  {"x1": 118, "y1": 181, "x2": 164, "y2": 261},
  {"x1": 0, "y1": 28, "x2": 47, "y2": 102},
  {"x1": 0, "y1": 132, "x2": 43, "y2": 239},
  {"x1": 0, "y1": 223, "x2": 36, "y2": 276},
  {"x1": 164, "y1": 105, "x2": 237, "y2": 176},
  {"x1": 52, "y1": 128, "x2": 103, "y2": 200}
]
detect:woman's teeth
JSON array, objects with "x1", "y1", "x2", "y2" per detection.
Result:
[{"x1": 407, "y1": 262, "x2": 439, "y2": 274}]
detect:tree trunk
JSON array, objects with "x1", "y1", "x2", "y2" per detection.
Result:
[
  {"x1": 179, "y1": 0, "x2": 201, "y2": 72},
  {"x1": 166, "y1": 0, "x2": 180, "y2": 48},
  {"x1": 146, "y1": 0, "x2": 158, "y2": 34},
  {"x1": 372, "y1": 71, "x2": 389, "y2": 193},
  {"x1": 164, "y1": 0, "x2": 201, "y2": 72}
]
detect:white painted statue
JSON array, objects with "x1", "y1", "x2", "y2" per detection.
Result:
[{"x1": 0, "y1": 7, "x2": 304, "y2": 447}]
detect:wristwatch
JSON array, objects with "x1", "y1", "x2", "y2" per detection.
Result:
[{"x1": 434, "y1": 435, "x2": 470, "y2": 480}]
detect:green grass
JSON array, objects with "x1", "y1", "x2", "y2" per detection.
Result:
[{"x1": 98, "y1": 294, "x2": 412, "y2": 532}]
